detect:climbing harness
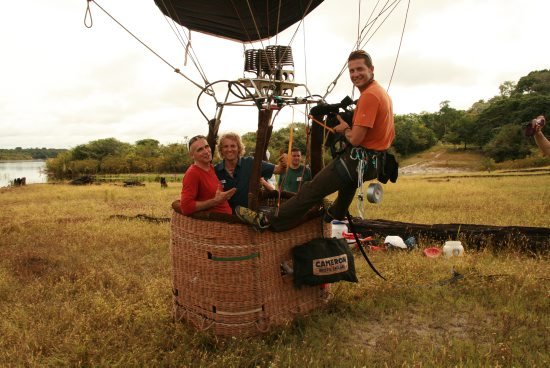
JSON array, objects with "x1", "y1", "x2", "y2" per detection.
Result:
[{"x1": 350, "y1": 147, "x2": 383, "y2": 218}]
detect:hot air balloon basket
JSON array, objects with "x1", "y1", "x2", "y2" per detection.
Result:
[{"x1": 170, "y1": 211, "x2": 331, "y2": 336}]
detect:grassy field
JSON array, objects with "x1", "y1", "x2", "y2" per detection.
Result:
[{"x1": 0, "y1": 173, "x2": 549, "y2": 367}]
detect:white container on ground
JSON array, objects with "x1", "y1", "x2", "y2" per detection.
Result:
[
  {"x1": 331, "y1": 221, "x2": 348, "y2": 239},
  {"x1": 443, "y1": 241, "x2": 464, "y2": 257}
]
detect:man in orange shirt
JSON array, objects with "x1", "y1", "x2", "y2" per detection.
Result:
[
  {"x1": 236, "y1": 50, "x2": 395, "y2": 231},
  {"x1": 180, "y1": 135, "x2": 236, "y2": 215}
]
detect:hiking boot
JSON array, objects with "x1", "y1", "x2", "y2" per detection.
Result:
[
  {"x1": 322, "y1": 199, "x2": 335, "y2": 223},
  {"x1": 323, "y1": 210, "x2": 334, "y2": 223},
  {"x1": 235, "y1": 206, "x2": 269, "y2": 231}
]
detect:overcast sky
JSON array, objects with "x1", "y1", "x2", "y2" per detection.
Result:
[{"x1": 1, "y1": 0, "x2": 548, "y2": 149}]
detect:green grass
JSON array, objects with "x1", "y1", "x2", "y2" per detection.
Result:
[{"x1": 0, "y1": 175, "x2": 549, "y2": 367}]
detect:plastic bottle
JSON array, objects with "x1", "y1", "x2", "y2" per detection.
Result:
[
  {"x1": 443, "y1": 241, "x2": 464, "y2": 257},
  {"x1": 331, "y1": 220, "x2": 348, "y2": 239}
]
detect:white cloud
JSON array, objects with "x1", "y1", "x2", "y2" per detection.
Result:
[{"x1": 1, "y1": 0, "x2": 548, "y2": 148}]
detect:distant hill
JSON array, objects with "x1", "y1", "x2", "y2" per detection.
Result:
[{"x1": 399, "y1": 144, "x2": 550, "y2": 174}]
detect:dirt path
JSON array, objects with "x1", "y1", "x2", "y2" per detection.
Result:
[{"x1": 399, "y1": 161, "x2": 468, "y2": 175}]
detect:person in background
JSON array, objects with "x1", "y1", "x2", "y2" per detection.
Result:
[
  {"x1": 215, "y1": 132, "x2": 286, "y2": 209},
  {"x1": 278, "y1": 147, "x2": 312, "y2": 193},
  {"x1": 260, "y1": 150, "x2": 278, "y2": 191},
  {"x1": 235, "y1": 49, "x2": 395, "y2": 231},
  {"x1": 180, "y1": 135, "x2": 236, "y2": 215},
  {"x1": 531, "y1": 115, "x2": 550, "y2": 156}
]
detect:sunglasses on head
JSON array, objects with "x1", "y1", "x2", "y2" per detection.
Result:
[{"x1": 188, "y1": 135, "x2": 207, "y2": 150}]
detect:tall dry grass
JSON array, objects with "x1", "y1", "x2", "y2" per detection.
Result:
[
  {"x1": 0, "y1": 174, "x2": 548, "y2": 367},
  {"x1": 350, "y1": 172, "x2": 549, "y2": 227}
]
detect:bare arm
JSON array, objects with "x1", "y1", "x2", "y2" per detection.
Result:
[
  {"x1": 334, "y1": 115, "x2": 368, "y2": 146},
  {"x1": 534, "y1": 129, "x2": 550, "y2": 156},
  {"x1": 260, "y1": 178, "x2": 276, "y2": 191}
]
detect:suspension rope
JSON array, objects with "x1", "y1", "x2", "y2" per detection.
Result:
[
  {"x1": 387, "y1": 0, "x2": 411, "y2": 92},
  {"x1": 323, "y1": 0, "x2": 404, "y2": 99},
  {"x1": 302, "y1": 15, "x2": 308, "y2": 88},
  {"x1": 275, "y1": 0, "x2": 282, "y2": 45},
  {"x1": 243, "y1": 0, "x2": 267, "y2": 47},
  {"x1": 278, "y1": 0, "x2": 316, "y2": 72},
  {"x1": 308, "y1": 116, "x2": 335, "y2": 133},
  {"x1": 357, "y1": 0, "x2": 385, "y2": 47},
  {"x1": 85, "y1": 0, "x2": 205, "y2": 91},
  {"x1": 358, "y1": 1, "x2": 402, "y2": 50},
  {"x1": 84, "y1": 0, "x2": 93, "y2": 28},
  {"x1": 157, "y1": 0, "x2": 210, "y2": 86},
  {"x1": 356, "y1": 0, "x2": 361, "y2": 49}
]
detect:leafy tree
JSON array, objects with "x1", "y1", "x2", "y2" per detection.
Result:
[
  {"x1": 101, "y1": 155, "x2": 130, "y2": 174},
  {"x1": 136, "y1": 139, "x2": 160, "y2": 147},
  {"x1": 444, "y1": 112, "x2": 478, "y2": 149},
  {"x1": 499, "y1": 81, "x2": 516, "y2": 98},
  {"x1": 268, "y1": 123, "x2": 308, "y2": 157},
  {"x1": 241, "y1": 132, "x2": 257, "y2": 156},
  {"x1": 393, "y1": 114, "x2": 437, "y2": 156},
  {"x1": 475, "y1": 94, "x2": 550, "y2": 146},
  {"x1": 135, "y1": 139, "x2": 161, "y2": 158},
  {"x1": 514, "y1": 69, "x2": 550, "y2": 95},
  {"x1": 46, "y1": 151, "x2": 73, "y2": 178},
  {"x1": 72, "y1": 138, "x2": 131, "y2": 161},
  {"x1": 483, "y1": 124, "x2": 532, "y2": 162},
  {"x1": 69, "y1": 159, "x2": 100, "y2": 176},
  {"x1": 158, "y1": 143, "x2": 189, "y2": 173},
  {"x1": 238, "y1": 123, "x2": 308, "y2": 161}
]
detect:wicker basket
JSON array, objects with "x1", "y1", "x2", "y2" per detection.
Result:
[{"x1": 170, "y1": 211, "x2": 331, "y2": 336}]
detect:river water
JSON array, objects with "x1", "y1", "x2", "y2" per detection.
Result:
[{"x1": 0, "y1": 160, "x2": 48, "y2": 187}]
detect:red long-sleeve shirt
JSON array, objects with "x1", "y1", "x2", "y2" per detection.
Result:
[{"x1": 180, "y1": 164, "x2": 232, "y2": 215}]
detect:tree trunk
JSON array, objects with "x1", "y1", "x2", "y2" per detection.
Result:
[{"x1": 351, "y1": 218, "x2": 550, "y2": 253}]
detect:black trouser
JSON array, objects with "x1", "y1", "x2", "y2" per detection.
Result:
[{"x1": 268, "y1": 151, "x2": 377, "y2": 232}]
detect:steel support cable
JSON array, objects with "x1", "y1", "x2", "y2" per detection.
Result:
[
  {"x1": 357, "y1": 0, "x2": 385, "y2": 47},
  {"x1": 157, "y1": 0, "x2": 210, "y2": 86},
  {"x1": 275, "y1": 0, "x2": 282, "y2": 45},
  {"x1": 233, "y1": 0, "x2": 265, "y2": 50},
  {"x1": 326, "y1": 0, "x2": 399, "y2": 97},
  {"x1": 358, "y1": 0, "x2": 402, "y2": 50},
  {"x1": 276, "y1": 0, "x2": 317, "y2": 75},
  {"x1": 325, "y1": 0, "x2": 393, "y2": 98},
  {"x1": 302, "y1": 17, "x2": 309, "y2": 88},
  {"x1": 86, "y1": 0, "x2": 205, "y2": 91},
  {"x1": 386, "y1": 0, "x2": 411, "y2": 92},
  {"x1": 322, "y1": 0, "x2": 401, "y2": 99}
]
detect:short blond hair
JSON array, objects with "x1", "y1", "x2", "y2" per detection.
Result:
[{"x1": 217, "y1": 132, "x2": 246, "y2": 159}]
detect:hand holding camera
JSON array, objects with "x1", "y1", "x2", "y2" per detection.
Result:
[{"x1": 525, "y1": 115, "x2": 546, "y2": 137}]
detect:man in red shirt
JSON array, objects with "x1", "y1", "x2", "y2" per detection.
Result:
[{"x1": 180, "y1": 135, "x2": 236, "y2": 215}]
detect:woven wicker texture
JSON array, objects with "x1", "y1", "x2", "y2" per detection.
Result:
[{"x1": 170, "y1": 211, "x2": 331, "y2": 336}]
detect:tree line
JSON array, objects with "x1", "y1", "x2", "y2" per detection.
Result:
[
  {"x1": 45, "y1": 70, "x2": 550, "y2": 178},
  {"x1": 0, "y1": 147, "x2": 67, "y2": 160}
]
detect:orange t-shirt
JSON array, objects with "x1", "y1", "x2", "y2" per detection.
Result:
[{"x1": 352, "y1": 80, "x2": 395, "y2": 151}]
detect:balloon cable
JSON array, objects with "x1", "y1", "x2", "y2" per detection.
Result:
[{"x1": 86, "y1": 0, "x2": 204, "y2": 91}]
